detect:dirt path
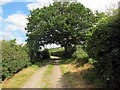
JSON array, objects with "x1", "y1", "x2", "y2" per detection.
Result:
[
  {"x1": 21, "y1": 65, "x2": 48, "y2": 88},
  {"x1": 21, "y1": 60, "x2": 70, "y2": 88},
  {"x1": 49, "y1": 65, "x2": 70, "y2": 88}
]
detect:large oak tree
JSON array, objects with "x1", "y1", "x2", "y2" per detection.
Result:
[{"x1": 25, "y1": 2, "x2": 95, "y2": 59}]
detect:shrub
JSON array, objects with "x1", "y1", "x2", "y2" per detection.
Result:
[
  {"x1": 76, "y1": 45, "x2": 89, "y2": 63},
  {"x1": 42, "y1": 49, "x2": 50, "y2": 60},
  {"x1": 86, "y1": 14, "x2": 120, "y2": 87},
  {"x1": 64, "y1": 46, "x2": 76, "y2": 58},
  {"x1": 2, "y1": 39, "x2": 31, "y2": 80}
]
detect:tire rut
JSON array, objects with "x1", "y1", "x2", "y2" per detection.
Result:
[{"x1": 49, "y1": 65, "x2": 70, "y2": 88}]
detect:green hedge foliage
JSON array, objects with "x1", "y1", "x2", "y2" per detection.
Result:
[
  {"x1": 86, "y1": 14, "x2": 120, "y2": 87},
  {"x1": 41, "y1": 49, "x2": 50, "y2": 60},
  {"x1": 30, "y1": 49, "x2": 50, "y2": 63},
  {"x1": 64, "y1": 46, "x2": 76, "y2": 58},
  {"x1": 2, "y1": 39, "x2": 31, "y2": 80}
]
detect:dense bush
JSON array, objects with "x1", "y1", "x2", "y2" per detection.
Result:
[
  {"x1": 64, "y1": 46, "x2": 76, "y2": 58},
  {"x1": 27, "y1": 48, "x2": 50, "y2": 64},
  {"x1": 2, "y1": 39, "x2": 31, "y2": 80},
  {"x1": 76, "y1": 45, "x2": 89, "y2": 63},
  {"x1": 41, "y1": 49, "x2": 50, "y2": 60},
  {"x1": 86, "y1": 13, "x2": 120, "y2": 87}
]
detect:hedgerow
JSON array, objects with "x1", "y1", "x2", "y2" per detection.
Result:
[
  {"x1": 2, "y1": 39, "x2": 31, "y2": 80},
  {"x1": 86, "y1": 12, "x2": 120, "y2": 87},
  {"x1": 42, "y1": 49, "x2": 50, "y2": 60}
]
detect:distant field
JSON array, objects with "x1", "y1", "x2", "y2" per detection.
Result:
[
  {"x1": 49, "y1": 45, "x2": 88, "y2": 59},
  {"x1": 49, "y1": 47, "x2": 64, "y2": 58},
  {"x1": 49, "y1": 47, "x2": 64, "y2": 53}
]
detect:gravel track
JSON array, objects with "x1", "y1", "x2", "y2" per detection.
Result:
[
  {"x1": 21, "y1": 60, "x2": 70, "y2": 88},
  {"x1": 21, "y1": 65, "x2": 48, "y2": 88}
]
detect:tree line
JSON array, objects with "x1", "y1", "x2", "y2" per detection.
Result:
[{"x1": 1, "y1": 39, "x2": 50, "y2": 81}]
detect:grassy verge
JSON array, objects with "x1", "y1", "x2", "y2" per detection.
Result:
[
  {"x1": 2, "y1": 65, "x2": 40, "y2": 88},
  {"x1": 42, "y1": 65, "x2": 54, "y2": 88},
  {"x1": 60, "y1": 64, "x2": 81, "y2": 87},
  {"x1": 60, "y1": 63, "x2": 95, "y2": 88},
  {"x1": 1, "y1": 60, "x2": 50, "y2": 88},
  {"x1": 60, "y1": 62, "x2": 104, "y2": 88},
  {"x1": 81, "y1": 70, "x2": 105, "y2": 88}
]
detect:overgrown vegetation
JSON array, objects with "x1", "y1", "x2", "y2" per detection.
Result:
[
  {"x1": 2, "y1": 39, "x2": 31, "y2": 81},
  {"x1": 86, "y1": 11, "x2": 120, "y2": 87},
  {"x1": 29, "y1": 49, "x2": 50, "y2": 64},
  {"x1": 41, "y1": 49, "x2": 50, "y2": 60}
]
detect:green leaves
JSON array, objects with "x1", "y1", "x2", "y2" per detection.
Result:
[
  {"x1": 2, "y1": 40, "x2": 31, "y2": 80},
  {"x1": 25, "y1": 2, "x2": 95, "y2": 59},
  {"x1": 86, "y1": 12, "x2": 120, "y2": 87}
]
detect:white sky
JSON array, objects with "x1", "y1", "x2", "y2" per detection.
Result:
[
  {"x1": 78, "y1": 0, "x2": 120, "y2": 12},
  {"x1": 1, "y1": 0, "x2": 119, "y2": 12}
]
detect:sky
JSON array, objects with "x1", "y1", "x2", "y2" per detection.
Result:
[{"x1": 0, "y1": 0, "x2": 119, "y2": 48}]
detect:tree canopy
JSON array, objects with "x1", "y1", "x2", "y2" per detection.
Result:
[{"x1": 25, "y1": 2, "x2": 95, "y2": 58}]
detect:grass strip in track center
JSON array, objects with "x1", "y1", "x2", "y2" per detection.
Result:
[{"x1": 42, "y1": 65, "x2": 54, "y2": 88}]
